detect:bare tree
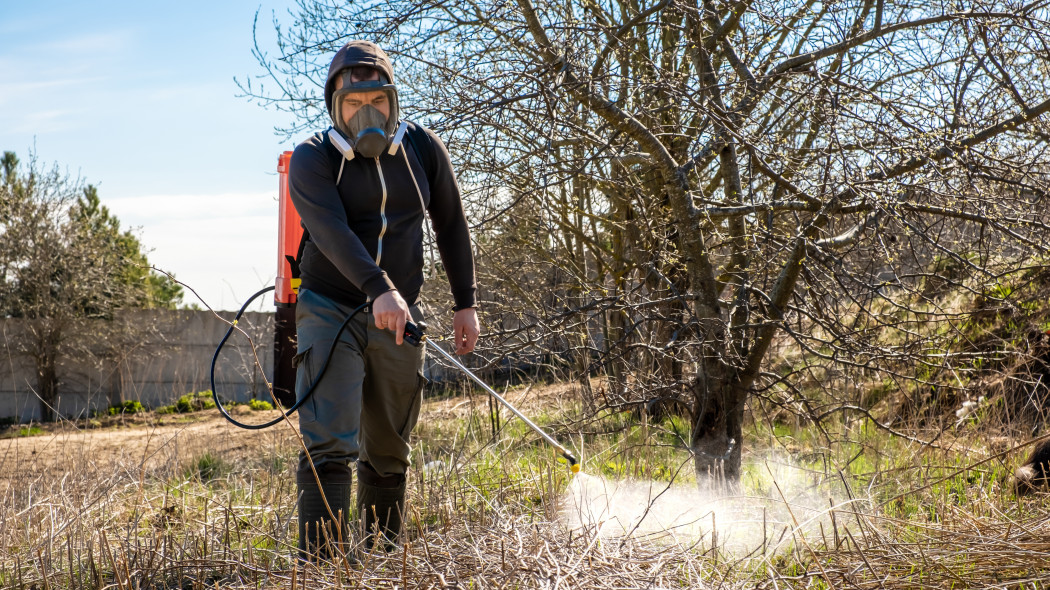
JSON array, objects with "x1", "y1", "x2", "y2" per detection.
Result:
[
  {"x1": 0, "y1": 152, "x2": 183, "y2": 421},
  {"x1": 246, "y1": 0, "x2": 1050, "y2": 487}
]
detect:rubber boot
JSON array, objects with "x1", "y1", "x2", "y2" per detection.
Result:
[
  {"x1": 296, "y1": 462, "x2": 354, "y2": 562},
  {"x1": 356, "y1": 461, "x2": 406, "y2": 552}
]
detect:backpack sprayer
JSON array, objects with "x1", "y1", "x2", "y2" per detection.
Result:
[{"x1": 209, "y1": 151, "x2": 579, "y2": 473}]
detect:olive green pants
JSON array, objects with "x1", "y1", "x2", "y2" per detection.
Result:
[{"x1": 294, "y1": 288, "x2": 426, "y2": 477}]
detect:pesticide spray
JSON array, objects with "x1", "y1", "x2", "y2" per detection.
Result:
[{"x1": 558, "y1": 454, "x2": 856, "y2": 557}]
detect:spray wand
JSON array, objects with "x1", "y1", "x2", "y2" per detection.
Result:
[{"x1": 403, "y1": 320, "x2": 581, "y2": 473}]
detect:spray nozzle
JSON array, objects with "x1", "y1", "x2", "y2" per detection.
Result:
[{"x1": 563, "y1": 451, "x2": 581, "y2": 474}]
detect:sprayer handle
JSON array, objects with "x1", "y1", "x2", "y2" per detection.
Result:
[{"x1": 404, "y1": 321, "x2": 427, "y2": 347}]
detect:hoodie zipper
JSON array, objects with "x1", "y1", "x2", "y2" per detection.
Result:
[{"x1": 374, "y1": 156, "x2": 389, "y2": 266}]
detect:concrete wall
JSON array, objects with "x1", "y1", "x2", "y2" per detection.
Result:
[
  {"x1": 0, "y1": 307, "x2": 459, "y2": 423},
  {"x1": 0, "y1": 310, "x2": 273, "y2": 422}
]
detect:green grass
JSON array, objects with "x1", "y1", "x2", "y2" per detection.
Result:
[
  {"x1": 248, "y1": 398, "x2": 273, "y2": 411},
  {"x1": 14, "y1": 425, "x2": 43, "y2": 437},
  {"x1": 108, "y1": 400, "x2": 145, "y2": 415},
  {"x1": 0, "y1": 423, "x2": 45, "y2": 438},
  {"x1": 182, "y1": 451, "x2": 232, "y2": 482}
]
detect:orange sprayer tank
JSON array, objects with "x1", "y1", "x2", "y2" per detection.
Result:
[
  {"x1": 276, "y1": 151, "x2": 302, "y2": 306},
  {"x1": 273, "y1": 150, "x2": 300, "y2": 407}
]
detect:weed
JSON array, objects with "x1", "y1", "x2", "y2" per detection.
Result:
[
  {"x1": 248, "y1": 399, "x2": 273, "y2": 411},
  {"x1": 183, "y1": 451, "x2": 231, "y2": 482},
  {"x1": 108, "y1": 400, "x2": 145, "y2": 416},
  {"x1": 158, "y1": 390, "x2": 218, "y2": 414},
  {"x1": 3, "y1": 380, "x2": 1050, "y2": 589},
  {"x1": 14, "y1": 425, "x2": 43, "y2": 437}
]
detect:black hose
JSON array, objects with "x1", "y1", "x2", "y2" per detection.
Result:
[{"x1": 210, "y1": 286, "x2": 369, "y2": 430}]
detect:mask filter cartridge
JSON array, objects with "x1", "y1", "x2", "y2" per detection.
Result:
[{"x1": 355, "y1": 127, "x2": 387, "y2": 159}]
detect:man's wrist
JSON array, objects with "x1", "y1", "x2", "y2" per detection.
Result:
[{"x1": 362, "y1": 274, "x2": 397, "y2": 301}]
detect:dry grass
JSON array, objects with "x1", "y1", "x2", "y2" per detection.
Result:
[
  {"x1": 814, "y1": 509, "x2": 1050, "y2": 589},
  {"x1": 2, "y1": 385, "x2": 1050, "y2": 589}
]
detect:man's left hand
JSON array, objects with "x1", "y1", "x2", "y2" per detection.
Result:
[{"x1": 452, "y1": 308, "x2": 480, "y2": 355}]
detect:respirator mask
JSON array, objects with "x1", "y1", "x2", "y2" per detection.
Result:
[{"x1": 330, "y1": 77, "x2": 402, "y2": 160}]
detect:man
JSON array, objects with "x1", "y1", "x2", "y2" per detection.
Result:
[{"x1": 287, "y1": 40, "x2": 479, "y2": 559}]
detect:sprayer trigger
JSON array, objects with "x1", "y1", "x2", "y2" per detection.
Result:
[{"x1": 403, "y1": 320, "x2": 426, "y2": 347}]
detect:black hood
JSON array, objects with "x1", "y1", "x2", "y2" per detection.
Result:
[{"x1": 324, "y1": 41, "x2": 396, "y2": 117}]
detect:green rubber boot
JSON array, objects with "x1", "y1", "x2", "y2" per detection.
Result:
[
  {"x1": 296, "y1": 463, "x2": 354, "y2": 562},
  {"x1": 356, "y1": 461, "x2": 406, "y2": 552}
]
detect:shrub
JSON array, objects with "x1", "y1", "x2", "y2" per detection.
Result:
[
  {"x1": 248, "y1": 399, "x2": 274, "y2": 411},
  {"x1": 172, "y1": 391, "x2": 217, "y2": 414},
  {"x1": 17, "y1": 426, "x2": 43, "y2": 437},
  {"x1": 108, "y1": 400, "x2": 144, "y2": 416}
]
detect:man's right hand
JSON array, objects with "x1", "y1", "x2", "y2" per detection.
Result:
[{"x1": 372, "y1": 290, "x2": 410, "y2": 345}]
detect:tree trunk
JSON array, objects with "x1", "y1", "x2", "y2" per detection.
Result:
[
  {"x1": 690, "y1": 369, "x2": 747, "y2": 494},
  {"x1": 573, "y1": 327, "x2": 595, "y2": 412},
  {"x1": 107, "y1": 358, "x2": 126, "y2": 410},
  {"x1": 36, "y1": 353, "x2": 58, "y2": 422},
  {"x1": 604, "y1": 294, "x2": 628, "y2": 400}
]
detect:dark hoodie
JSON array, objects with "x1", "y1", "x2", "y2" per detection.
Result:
[{"x1": 288, "y1": 41, "x2": 477, "y2": 310}]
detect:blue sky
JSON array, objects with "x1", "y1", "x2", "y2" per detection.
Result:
[{"x1": 1, "y1": 0, "x2": 308, "y2": 310}]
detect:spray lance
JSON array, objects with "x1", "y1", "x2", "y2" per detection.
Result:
[
  {"x1": 209, "y1": 152, "x2": 580, "y2": 472},
  {"x1": 402, "y1": 321, "x2": 580, "y2": 473}
]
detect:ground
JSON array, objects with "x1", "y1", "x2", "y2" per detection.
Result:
[
  {"x1": 0, "y1": 410, "x2": 293, "y2": 489},
  {"x1": 0, "y1": 380, "x2": 575, "y2": 491}
]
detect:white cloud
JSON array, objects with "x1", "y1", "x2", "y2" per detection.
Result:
[
  {"x1": 105, "y1": 191, "x2": 281, "y2": 311},
  {"x1": 5, "y1": 109, "x2": 78, "y2": 134},
  {"x1": 33, "y1": 31, "x2": 134, "y2": 55},
  {"x1": 107, "y1": 191, "x2": 277, "y2": 220},
  {"x1": 0, "y1": 75, "x2": 109, "y2": 95}
]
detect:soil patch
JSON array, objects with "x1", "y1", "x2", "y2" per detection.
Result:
[{"x1": 0, "y1": 410, "x2": 298, "y2": 490}]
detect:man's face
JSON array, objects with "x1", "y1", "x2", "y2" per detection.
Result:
[
  {"x1": 338, "y1": 68, "x2": 390, "y2": 126},
  {"x1": 340, "y1": 91, "x2": 391, "y2": 125}
]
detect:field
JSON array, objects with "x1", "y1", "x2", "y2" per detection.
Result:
[{"x1": 2, "y1": 382, "x2": 1050, "y2": 589}]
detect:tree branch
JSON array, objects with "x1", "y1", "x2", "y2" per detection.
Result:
[{"x1": 515, "y1": 0, "x2": 723, "y2": 317}]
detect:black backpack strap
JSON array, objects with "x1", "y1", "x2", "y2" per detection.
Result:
[
  {"x1": 290, "y1": 129, "x2": 345, "y2": 280},
  {"x1": 286, "y1": 229, "x2": 309, "y2": 282}
]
